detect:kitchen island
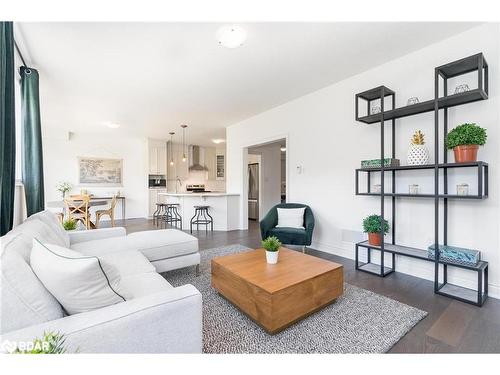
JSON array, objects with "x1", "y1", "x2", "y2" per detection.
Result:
[{"x1": 157, "y1": 192, "x2": 240, "y2": 231}]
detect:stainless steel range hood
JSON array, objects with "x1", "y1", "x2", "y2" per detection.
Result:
[{"x1": 189, "y1": 145, "x2": 208, "y2": 171}]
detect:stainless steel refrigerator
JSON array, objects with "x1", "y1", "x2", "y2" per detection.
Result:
[{"x1": 248, "y1": 163, "x2": 259, "y2": 220}]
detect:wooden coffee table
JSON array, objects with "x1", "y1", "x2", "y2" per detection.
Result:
[{"x1": 211, "y1": 247, "x2": 343, "y2": 334}]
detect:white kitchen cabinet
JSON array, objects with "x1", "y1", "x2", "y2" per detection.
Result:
[
  {"x1": 157, "y1": 147, "x2": 167, "y2": 175},
  {"x1": 205, "y1": 147, "x2": 216, "y2": 180},
  {"x1": 149, "y1": 147, "x2": 158, "y2": 175},
  {"x1": 148, "y1": 139, "x2": 167, "y2": 175},
  {"x1": 148, "y1": 188, "x2": 168, "y2": 217}
]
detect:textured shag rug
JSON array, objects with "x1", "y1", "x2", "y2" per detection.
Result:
[{"x1": 163, "y1": 244, "x2": 427, "y2": 353}]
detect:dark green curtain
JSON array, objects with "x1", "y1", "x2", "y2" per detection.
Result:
[
  {"x1": 0, "y1": 22, "x2": 16, "y2": 235},
  {"x1": 20, "y1": 66, "x2": 45, "y2": 216}
]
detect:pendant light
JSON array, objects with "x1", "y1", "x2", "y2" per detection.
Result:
[
  {"x1": 181, "y1": 124, "x2": 188, "y2": 162},
  {"x1": 169, "y1": 132, "x2": 175, "y2": 166}
]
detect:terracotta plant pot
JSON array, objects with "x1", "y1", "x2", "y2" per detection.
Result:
[
  {"x1": 368, "y1": 232, "x2": 383, "y2": 246},
  {"x1": 453, "y1": 144, "x2": 479, "y2": 163}
]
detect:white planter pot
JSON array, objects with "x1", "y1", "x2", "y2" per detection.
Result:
[
  {"x1": 265, "y1": 250, "x2": 279, "y2": 264},
  {"x1": 407, "y1": 144, "x2": 429, "y2": 165}
]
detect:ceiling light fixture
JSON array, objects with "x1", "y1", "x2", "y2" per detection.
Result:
[
  {"x1": 169, "y1": 132, "x2": 175, "y2": 166},
  {"x1": 216, "y1": 25, "x2": 247, "y2": 48},
  {"x1": 103, "y1": 121, "x2": 120, "y2": 129},
  {"x1": 181, "y1": 124, "x2": 188, "y2": 162},
  {"x1": 212, "y1": 139, "x2": 225, "y2": 144},
  {"x1": 280, "y1": 147, "x2": 286, "y2": 152}
]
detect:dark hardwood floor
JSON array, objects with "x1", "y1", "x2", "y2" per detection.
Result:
[{"x1": 105, "y1": 218, "x2": 500, "y2": 353}]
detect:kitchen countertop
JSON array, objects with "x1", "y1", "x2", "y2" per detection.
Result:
[{"x1": 158, "y1": 192, "x2": 240, "y2": 197}]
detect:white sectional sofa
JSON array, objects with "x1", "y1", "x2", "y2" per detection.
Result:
[{"x1": 0, "y1": 210, "x2": 202, "y2": 353}]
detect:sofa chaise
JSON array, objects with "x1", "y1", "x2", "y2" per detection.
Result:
[{"x1": 0, "y1": 210, "x2": 202, "y2": 353}]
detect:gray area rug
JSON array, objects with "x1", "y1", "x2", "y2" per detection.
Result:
[{"x1": 163, "y1": 244, "x2": 427, "y2": 353}]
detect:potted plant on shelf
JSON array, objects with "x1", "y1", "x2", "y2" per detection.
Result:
[
  {"x1": 407, "y1": 130, "x2": 429, "y2": 165},
  {"x1": 262, "y1": 236, "x2": 282, "y2": 264},
  {"x1": 362, "y1": 214, "x2": 389, "y2": 246},
  {"x1": 446, "y1": 123, "x2": 487, "y2": 163}
]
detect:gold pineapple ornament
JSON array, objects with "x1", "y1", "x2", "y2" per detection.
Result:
[
  {"x1": 411, "y1": 130, "x2": 425, "y2": 145},
  {"x1": 407, "y1": 130, "x2": 430, "y2": 165}
]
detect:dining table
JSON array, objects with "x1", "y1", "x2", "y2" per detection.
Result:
[{"x1": 47, "y1": 199, "x2": 109, "y2": 229}]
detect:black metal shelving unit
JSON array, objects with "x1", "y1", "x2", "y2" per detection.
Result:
[{"x1": 354, "y1": 53, "x2": 489, "y2": 307}]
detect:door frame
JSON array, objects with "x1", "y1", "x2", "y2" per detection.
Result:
[{"x1": 241, "y1": 134, "x2": 289, "y2": 229}]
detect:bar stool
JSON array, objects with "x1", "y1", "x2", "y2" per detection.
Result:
[
  {"x1": 163, "y1": 203, "x2": 182, "y2": 229},
  {"x1": 153, "y1": 203, "x2": 168, "y2": 226},
  {"x1": 190, "y1": 206, "x2": 213, "y2": 234}
]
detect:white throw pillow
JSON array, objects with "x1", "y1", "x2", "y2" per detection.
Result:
[
  {"x1": 30, "y1": 238, "x2": 126, "y2": 315},
  {"x1": 276, "y1": 207, "x2": 306, "y2": 229}
]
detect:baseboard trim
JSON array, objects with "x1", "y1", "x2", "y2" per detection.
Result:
[{"x1": 311, "y1": 240, "x2": 499, "y2": 300}]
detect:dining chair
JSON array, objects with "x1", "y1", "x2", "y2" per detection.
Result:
[
  {"x1": 95, "y1": 195, "x2": 118, "y2": 228},
  {"x1": 64, "y1": 195, "x2": 91, "y2": 229}
]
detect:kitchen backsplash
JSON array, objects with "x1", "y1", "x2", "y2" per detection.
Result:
[{"x1": 166, "y1": 179, "x2": 225, "y2": 192}]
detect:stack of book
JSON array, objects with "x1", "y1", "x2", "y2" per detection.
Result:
[{"x1": 360, "y1": 158, "x2": 400, "y2": 169}]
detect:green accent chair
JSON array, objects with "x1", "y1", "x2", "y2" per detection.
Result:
[{"x1": 260, "y1": 203, "x2": 315, "y2": 253}]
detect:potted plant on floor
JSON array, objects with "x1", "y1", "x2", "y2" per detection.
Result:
[
  {"x1": 262, "y1": 236, "x2": 282, "y2": 264},
  {"x1": 363, "y1": 214, "x2": 389, "y2": 246},
  {"x1": 446, "y1": 123, "x2": 487, "y2": 163}
]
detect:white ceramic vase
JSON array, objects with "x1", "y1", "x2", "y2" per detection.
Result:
[
  {"x1": 266, "y1": 250, "x2": 279, "y2": 264},
  {"x1": 407, "y1": 144, "x2": 429, "y2": 165}
]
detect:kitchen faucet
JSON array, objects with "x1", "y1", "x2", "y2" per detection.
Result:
[{"x1": 175, "y1": 177, "x2": 183, "y2": 193}]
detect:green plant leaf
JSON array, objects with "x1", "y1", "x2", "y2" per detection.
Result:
[
  {"x1": 362, "y1": 214, "x2": 389, "y2": 234},
  {"x1": 262, "y1": 236, "x2": 282, "y2": 252},
  {"x1": 446, "y1": 123, "x2": 487, "y2": 149}
]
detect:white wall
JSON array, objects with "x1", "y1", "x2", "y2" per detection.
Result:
[
  {"x1": 249, "y1": 142, "x2": 283, "y2": 220},
  {"x1": 42, "y1": 130, "x2": 149, "y2": 219},
  {"x1": 227, "y1": 24, "x2": 500, "y2": 298}
]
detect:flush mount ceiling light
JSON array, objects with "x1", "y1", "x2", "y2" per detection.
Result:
[
  {"x1": 216, "y1": 25, "x2": 247, "y2": 48},
  {"x1": 212, "y1": 139, "x2": 226, "y2": 144},
  {"x1": 103, "y1": 121, "x2": 120, "y2": 129},
  {"x1": 280, "y1": 147, "x2": 287, "y2": 152}
]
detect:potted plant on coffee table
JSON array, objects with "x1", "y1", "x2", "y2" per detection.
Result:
[
  {"x1": 446, "y1": 123, "x2": 487, "y2": 163},
  {"x1": 363, "y1": 214, "x2": 389, "y2": 246},
  {"x1": 262, "y1": 236, "x2": 282, "y2": 264}
]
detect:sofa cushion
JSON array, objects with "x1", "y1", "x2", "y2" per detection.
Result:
[
  {"x1": 0, "y1": 239, "x2": 64, "y2": 334},
  {"x1": 26, "y1": 210, "x2": 70, "y2": 248},
  {"x1": 277, "y1": 207, "x2": 306, "y2": 229},
  {"x1": 119, "y1": 273, "x2": 173, "y2": 299},
  {"x1": 125, "y1": 229, "x2": 199, "y2": 261},
  {"x1": 2, "y1": 219, "x2": 64, "y2": 262},
  {"x1": 97, "y1": 249, "x2": 172, "y2": 299},
  {"x1": 30, "y1": 239, "x2": 126, "y2": 315},
  {"x1": 69, "y1": 236, "x2": 132, "y2": 255},
  {"x1": 269, "y1": 226, "x2": 308, "y2": 245},
  {"x1": 71, "y1": 229, "x2": 199, "y2": 262},
  {"x1": 98, "y1": 250, "x2": 156, "y2": 277}
]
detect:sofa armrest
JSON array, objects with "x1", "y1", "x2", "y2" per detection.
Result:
[
  {"x1": 68, "y1": 227, "x2": 126, "y2": 244},
  {"x1": 260, "y1": 208, "x2": 277, "y2": 240},
  {"x1": 304, "y1": 209, "x2": 315, "y2": 244},
  {"x1": 0, "y1": 285, "x2": 202, "y2": 353}
]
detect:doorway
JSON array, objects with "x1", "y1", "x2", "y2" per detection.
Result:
[{"x1": 247, "y1": 139, "x2": 286, "y2": 225}]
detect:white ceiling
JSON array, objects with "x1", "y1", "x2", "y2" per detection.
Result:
[{"x1": 16, "y1": 22, "x2": 479, "y2": 146}]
